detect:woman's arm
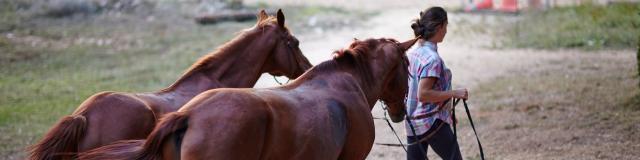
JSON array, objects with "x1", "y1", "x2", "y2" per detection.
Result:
[{"x1": 418, "y1": 77, "x2": 468, "y2": 103}]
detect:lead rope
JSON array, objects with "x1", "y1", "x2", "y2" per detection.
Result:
[
  {"x1": 455, "y1": 99, "x2": 485, "y2": 160},
  {"x1": 376, "y1": 100, "x2": 408, "y2": 152}
]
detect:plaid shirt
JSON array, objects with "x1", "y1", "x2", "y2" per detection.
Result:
[{"x1": 404, "y1": 41, "x2": 453, "y2": 136}]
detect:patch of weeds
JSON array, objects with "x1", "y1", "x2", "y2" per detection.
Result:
[
  {"x1": 0, "y1": 0, "x2": 21, "y2": 32},
  {"x1": 503, "y1": 3, "x2": 640, "y2": 50},
  {"x1": 623, "y1": 93, "x2": 640, "y2": 111},
  {"x1": 0, "y1": 35, "x2": 9, "y2": 47}
]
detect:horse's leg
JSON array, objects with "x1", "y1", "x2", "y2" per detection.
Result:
[{"x1": 77, "y1": 92, "x2": 156, "y2": 152}]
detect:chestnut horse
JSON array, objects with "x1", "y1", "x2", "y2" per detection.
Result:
[
  {"x1": 78, "y1": 37, "x2": 418, "y2": 160},
  {"x1": 28, "y1": 9, "x2": 312, "y2": 160}
]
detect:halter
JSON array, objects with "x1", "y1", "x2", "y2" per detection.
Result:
[
  {"x1": 272, "y1": 76, "x2": 290, "y2": 85},
  {"x1": 271, "y1": 33, "x2": 299, "y2": 86}
]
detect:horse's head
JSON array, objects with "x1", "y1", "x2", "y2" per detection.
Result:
[
  {"x1": 379, "y1": 38, "x2": 417, "y2": 123},
  {"x1": 335, "y1": 38, "x2": 417, "y2": 122},
  {"x1": 255, "y1": 9, "x2": 312, "y2": 79}
]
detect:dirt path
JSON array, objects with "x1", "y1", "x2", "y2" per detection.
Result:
[{"x1": 247, "y1": 1, "x2": 639, "y2": 159}]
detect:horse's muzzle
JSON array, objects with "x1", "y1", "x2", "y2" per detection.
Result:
[{"x1": 390, "y1": 115, "x2": 404, "y2": 123}]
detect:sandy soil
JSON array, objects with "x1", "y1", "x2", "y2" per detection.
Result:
[{"x1": 245, "y1": 1, "x2": 639, "y2": 159}]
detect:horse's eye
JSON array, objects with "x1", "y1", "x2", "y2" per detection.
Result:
[{"x1": 292, "y1": 39, "x2": 299, "y2": 47}]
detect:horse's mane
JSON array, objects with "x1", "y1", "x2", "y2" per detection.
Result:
[
  {"x1": 303, "y1": 38, "x2": 399, "y2": 92},
  {"x1": 161, "y1": 13, "x2": 282, "y2": 91}
]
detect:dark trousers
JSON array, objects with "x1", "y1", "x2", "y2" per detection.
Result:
[{"x1": 407, "y1": 120, "x2": 462, "y2": 160}]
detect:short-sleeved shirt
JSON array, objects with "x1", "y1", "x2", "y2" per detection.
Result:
[{"x1": 404, "y1": 41, "x2": 453, "y2": 136}]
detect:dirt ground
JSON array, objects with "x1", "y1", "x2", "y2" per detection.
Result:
[{"x1": 245, "y1": 1, "x2": 639, "y2": 159}]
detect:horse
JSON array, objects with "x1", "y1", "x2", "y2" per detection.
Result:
[
  {"x1": 28, "y1": 9, "x2": 312, "y2": 160},
  {"x1": 77, "y1": 37, "x2": 419, "y2": 160}
]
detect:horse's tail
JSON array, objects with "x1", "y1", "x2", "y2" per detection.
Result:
[
  {"x1": 139, "y1": 112, "x2": 189, "y2": 160},
  {"x1": 76, "y1": 140, "x2": 144, "y2": 160},
  {"x1": 77, "y1": 112, "x2": 188, "y2": 160},
  {"x1": 28, "y1": 115, "x2": 87, "y2": 160}
]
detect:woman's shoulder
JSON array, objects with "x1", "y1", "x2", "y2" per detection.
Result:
[{"x1": 408, "y1": 45, "x2": 440, "y2": 63}]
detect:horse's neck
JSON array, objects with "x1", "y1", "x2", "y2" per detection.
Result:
[{"x1": 157, "y1": 33, "x2": 270, "y2": 107}]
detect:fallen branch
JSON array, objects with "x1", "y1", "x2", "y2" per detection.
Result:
[{"x1": 195, "y1": 10, "x2": 256, "y2": 25}]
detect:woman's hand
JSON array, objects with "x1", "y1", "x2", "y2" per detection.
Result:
[{"x1": 452, "y1": 88, "x2": 468, "y2": 100}]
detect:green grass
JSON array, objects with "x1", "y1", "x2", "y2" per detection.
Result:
[
  {"x1": 0, "y1": 2, "x2": 369, "y2": 158},
  {"x1": 0, "y1": 16, "x2": 242, "y2": 158},
  {"x1": 505, "y1": 3, "x2": 640, "y2": 50}
]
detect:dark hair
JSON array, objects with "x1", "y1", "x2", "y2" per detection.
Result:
[{"x1": 411, "y1": 7, "x2": 448, "y2": 40}]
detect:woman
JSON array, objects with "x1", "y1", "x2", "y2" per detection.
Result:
[{"x1": 404, "y1": 7, "x2": 467, "y2": 160}]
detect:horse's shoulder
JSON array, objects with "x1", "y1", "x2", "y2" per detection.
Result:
[{"x1": 325, "y1": 99, "x2": 348, "y2": 121}]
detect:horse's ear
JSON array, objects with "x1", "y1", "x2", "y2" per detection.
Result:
[
  {"x1": 397, "y1": 37, "x2": 420, "y2": 52},
  {"x1": 277, "y1": 9, "x2": 285, "y2": 27},
  {"x1": 257, "y1": 9, "x2": 268, "y2": 22}
]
